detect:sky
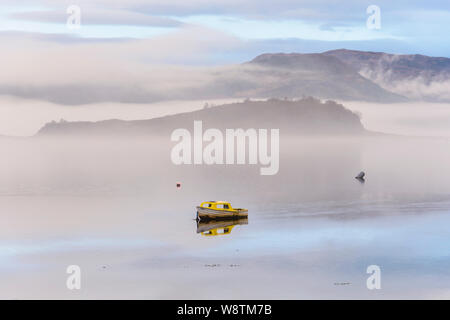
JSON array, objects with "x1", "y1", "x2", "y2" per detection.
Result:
[{"x1": 0, "y1": 0, "x2": 449, "y2": 61}]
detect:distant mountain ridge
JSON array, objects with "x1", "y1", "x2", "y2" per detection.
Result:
[
  {"x1": 245, "y1": 52, "x2": 406, "y2": 103},
  {"x1": 37, "y1": 98, "x2": 367, "y2": 137},
  {"x1": 324, "y1": 49, "x2": 450, "y2": 82}
]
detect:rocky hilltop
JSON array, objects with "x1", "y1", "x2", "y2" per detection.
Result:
[{"x1": 37, "y1": 98, "x2": 366, "y2": 137}]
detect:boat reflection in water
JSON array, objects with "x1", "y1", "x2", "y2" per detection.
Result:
[{"x1": 196, "y1": 218, "x2": 248, "y2": 237}]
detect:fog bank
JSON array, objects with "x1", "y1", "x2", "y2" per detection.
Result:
[{"x1": 343, "y1": 101, "x2": 450, "y2": 137}]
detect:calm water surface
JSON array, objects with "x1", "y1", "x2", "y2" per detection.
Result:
[{"x1": 1, "y1": 136, "x2": 450, "y2": 299}]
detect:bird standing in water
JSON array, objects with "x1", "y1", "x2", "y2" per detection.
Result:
[{"x1": 355, "y1": 171, "x2": 365, "y2": 183}]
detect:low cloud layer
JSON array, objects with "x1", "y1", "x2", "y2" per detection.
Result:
[
  {"x1": 361, "y1": 69, "x2": 450, "y2": 102},
  {"x1": 0, "y1": 27, "x2": 248, "y2": 105},
  {"x1": 0, "y1": 30, "x2": 414, "y2": 106}
]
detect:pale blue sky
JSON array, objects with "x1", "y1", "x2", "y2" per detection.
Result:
[{"x1": 0, "y1": 1, "x2": 449, "y2": 60}]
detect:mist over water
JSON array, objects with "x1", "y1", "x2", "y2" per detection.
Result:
[
  {"x1": 344, "y1": 101, "x2": 450, "y2": 137},
  {"x1": 1, "y1": 130, "x2": 450, "y2": 299},
  {"x1": 0, "y1": 96, "x2": 239, "y2": 137}
]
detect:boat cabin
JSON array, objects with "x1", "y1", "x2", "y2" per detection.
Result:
[{"x1": 199, "y1": 201, "x2": 233, "y2": 210}]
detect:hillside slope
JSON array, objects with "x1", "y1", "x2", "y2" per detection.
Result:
[
  {"x1": 37, "y1": 98, "x2": 367, "y2": 136},
  {"x1": 244, "y1": 53, "x2": 406, "y2": 102}
]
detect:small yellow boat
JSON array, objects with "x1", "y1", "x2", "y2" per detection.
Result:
[{"x1": 196, "y1": 201, "x2": 248, "y2": 220}]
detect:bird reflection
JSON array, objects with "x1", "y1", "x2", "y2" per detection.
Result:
[{"x1": 355, "y1": 177, "x2": 365, "y2": 183}]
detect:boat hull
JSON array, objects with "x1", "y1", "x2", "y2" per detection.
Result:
[{"x1": 196, "y1": 206, "x2": 248, "y2": 220}]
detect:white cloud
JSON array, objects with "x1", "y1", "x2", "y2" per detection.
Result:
[{"x1": 11, "y1": 8, "x2": 184, "y2": 27}]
